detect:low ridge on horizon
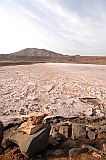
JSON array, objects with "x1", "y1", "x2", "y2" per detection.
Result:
[{"x1": 6, "y1": 48, "x2": 63, "y2": 57}]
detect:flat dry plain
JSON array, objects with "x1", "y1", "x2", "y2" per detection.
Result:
[{"x1": 0, "y1": 63, "x2": 106, "y2": 121}]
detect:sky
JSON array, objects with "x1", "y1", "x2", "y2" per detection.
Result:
[{"x1": 0, "y1": 0, "x2": 106, "y2": 55}]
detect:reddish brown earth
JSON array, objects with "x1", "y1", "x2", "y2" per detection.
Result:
[{"x1": 0, "y1": 144, "x2": 105, "y2": 160}]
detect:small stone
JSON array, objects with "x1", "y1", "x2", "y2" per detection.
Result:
[
  {"x1": 87, "y1": 131, "x2": 96, "y2": 140},
  {"x1": 50, "y1": 127, "x2": 61, "y2": 141},
  {"x1": 69, "y1": 148, "x2": 88, "y2": 157},
  {"x1": 92, "y1": 151, "x2": 101, "y2": 158},
  {"x1": 53, "y1": 149, "x2": 64, "y2": 156},
  {"x1": 71, "y1": 123, "x2": 86, "y2": 140},
  {"x1": 77, "y1": 137, "x2": 93, "y2": 146},
  {"x1": 1, "y1": 138, "x2": 10, "y2": 148},
  {"x1": 59, "y1": 126, "x2": 69, "y2": 139},
  {"x1": 49, "y1": 137, "x2": 59, "y2": 146},
  {"x1": 45, "y1": 150, "x2": 53, "y2": 156},
  {"x1": 103, "y1": 143, "x2": 106, "y2": 152},
  {"x1": 0, "y1": 147, "x2": 4, "y2": 155},
  {"x1": 19, "y1": 108, "x2": 26, "y2": 115},
  {"x1": 63, "y1": 139, "x2": 78, "y2": 149},
  {"x1": 97, "y1": 133, "x2": 106, "y2": 140},
  {"x1": 42, "y1": 84, "x2": 55, "y2": 92},
  {"x1": 86, "y1": 126, "x2": 92, "y2": 132},
  {"x1": 100, "y1": 125, "x2": 106, "y2": 132},
  {"x1": 28, "y1": 113, "x2": 47, "y2": 125},
  {"x1": 82, "y1": 145, "x2": 99, "y2": 153},
  {"x1": 55, "y1": 122, "x2": 70, "y2": 130}
]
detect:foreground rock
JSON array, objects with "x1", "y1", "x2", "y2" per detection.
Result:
[
  {"x1": 0, "y1": 121, "x2": 3, "y2": 145},
  {"x1": 8, "y1": 113, "x2": 51, "y2": 158},
  {"x1": 71, "y1": 123, "x2": 86, "y2": 140},
  {"x1": 0, "y1": 115, "x2": 106, "y2": 160},
  {"x1": 27, "y1": 113, "x2": 47, "y2": 125},
  {"x1": 69, "y1": 147, "x2": 89, "y2": 157},
  {"x1": 103, "y1": 143, "x2": 106, "y2": 153},
  {"x1": 17, "y1": 113, "x2": 47, "y2": 135},
  {"x1": 10, "y1": 124, "x2": 51, "y2": 158},
  {"x1": 87, "y1": 131, "x2": 96, "y2": 140},
  {"x1": 18, "y1": 122, "x2": 44, "y2": 135}
]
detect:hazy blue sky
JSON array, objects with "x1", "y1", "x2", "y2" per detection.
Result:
[{"x1": 0, "y1": 0, "x2": 106, "y2": 55}]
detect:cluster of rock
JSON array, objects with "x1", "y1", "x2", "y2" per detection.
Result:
[
  {"x1": 47, "y1": 115, "x2": 106, "y2": 158},
  {"x1": 0, "y1": 113, "x2": 106, "y2": 159},
  {"x1": 0, "y1": 113, "x2": 51, "y2": 158}
]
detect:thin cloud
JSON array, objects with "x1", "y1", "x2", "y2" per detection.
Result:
[{"x1": 0, "y1": 0, "x2": 106, "y2": 55}]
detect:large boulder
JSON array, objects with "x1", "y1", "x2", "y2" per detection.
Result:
[
  {"x1": 0, "y1": 121, "x2": 3, "y2": 145},
  {"x1": 71, "y1": 123, "x2": 86, "y2": 140},
  {"x1": 10, "y1": 124, "x2": 51, "y2": 158}
]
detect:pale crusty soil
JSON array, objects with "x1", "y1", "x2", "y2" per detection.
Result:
[{"x1": 0, "y1": 63, "x2": 106, "y2": 121}]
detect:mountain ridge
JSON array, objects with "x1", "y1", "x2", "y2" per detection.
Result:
[{"x1": 8, "y1": 48, "x2": 63, "y2": 57}]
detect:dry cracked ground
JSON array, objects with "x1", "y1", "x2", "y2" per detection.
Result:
[
  {"x1": 0, "y1": 63, "x2": 106, "y2": 120},
  {"x1": 0, "y1": 63, "x2": 106, "y2": 160}
]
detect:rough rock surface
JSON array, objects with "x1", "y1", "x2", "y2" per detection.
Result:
[
  {"x1": 69, "y1": 147, "x2": 89, "y2": 157},
  {"x1": 18, "y1": 122, "x2": 43, "y2": 135},
  {"x1": 53, "y1": 149, "x2": 64, "y2": 156},
  {"x1": 103, "y1": 143, "x2": 106, "y2": 152},
  {"x1": 87, "y1": 131, "x2": 96, "y2": 140},
  {"x1": 0, "y1": 121, "x2": 3, "y2": 145},
  {"x1": 0, "y1": 115, "x2": 106, "y2": 160},
  {"x1": 10, "y1": 124, "x2": 51, "y2": 158},
  {"x1": 59, "y1": 126, "x2": 69, "y2": 139},
  {"x1": 71, "y1": 123, "x2": 86, "y2": 140}
]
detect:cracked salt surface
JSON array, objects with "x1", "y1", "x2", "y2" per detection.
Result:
[{"x1": 0, "y1": 63, "x2": 106, "y2": 119}]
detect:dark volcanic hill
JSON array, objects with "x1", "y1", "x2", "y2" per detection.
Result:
[{"x1": 9, "y1": 48, "x2": 63, "y2": 57}]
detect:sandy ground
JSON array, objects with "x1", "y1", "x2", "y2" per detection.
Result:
[{"x1": 0, "y1": 63, "x2": 106, "y2": 121}]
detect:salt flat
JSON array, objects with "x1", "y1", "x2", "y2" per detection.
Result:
[{"x1": 0, "y1": 63, "x2": 106, "y2": 118}]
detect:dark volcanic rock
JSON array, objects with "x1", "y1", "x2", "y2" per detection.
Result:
[
  {"x1": 53, "y1": 149, "x2": 64, "y2": 156},
  {"x1": 69, "y1": 147, "x2": 89, "y2": 157},
  {"x1": 49, "y1": 137, "x2": 59, "y2": 146},
  {"x1": 1, "y1": 138, "x2": 11, "y2": 149},
  {"x1": 0, "y1": 121, "x2": 3, "y2": 145},
  {"x1": 10, "y1": 124, "x2": 51, "y2": 158},
  {"x1": 82, "y1": 144, "x2": 100, "y2": 153},
  {"x1": 62, "y1": 139, "x2": 78, "y2": 149},
  {"x1": 0, "y1": 147, "x2": 4, "y2": 155}
]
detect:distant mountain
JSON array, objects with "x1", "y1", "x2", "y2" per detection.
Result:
[{"x1": 9, "y1": 48, "x2": 63, "y2": 57}]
